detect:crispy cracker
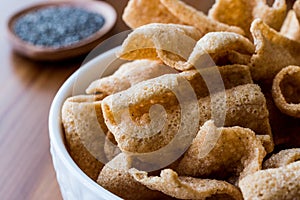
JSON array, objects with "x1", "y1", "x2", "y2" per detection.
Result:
[
  {"x1": 280, "y1": 10, "x2": 300, "y2": 41},
  {"x1": 122, "y1": 0, "x2": 184, "y2": 29},
  {"x1": 272, "y1": 65, "x2": 300, "y2": 118},
  {"x1": 239, "y1": 161, "x2": 300, "y2": 200},
  {"x1": 197, "y1": 84, "x2": 273, "y2": 152},
  {"x1": 97, "y1": 153, "x2": 170, "y2": 200},
  {"x1": 118, "y1": 23, "x2": 203, "y2": 71},
  {"x1": 86, "y1": 59, "x2": 177, "y2": 95},
  {"x1": 101, "y1": 69, "x2": 253, "y2": 154},
  {"x1": 209, "y1": 0, "x2": 286, "y2": 39},
  {"x1": 250, "y1": 19, "x2": 300, "y2": 83},
  {"x1": 294, "y1": 0, "x2": 300, "y2": 20},
  {"x1": 263, "y1": 148, "x2": 300, "y2": 169},
  {"x1": 101, "y1": 72, "x2": 199, "y2": 154},
  {"x1": 264, "y1": 91, "x2": 300, "y2": 149},
  {"x1": 102, "y1": 80, "x2": 273, "y2": 154},
  {"x1": 130, "y1": 168, "x2": 243, "y2": 199},
  {"x1": 182, "y1": 32, "x2": 254, "y2": 71},
  {"x1": 176, "y1": 120, "x2": 266, "y2": 185},
  {"x1": 160, "y1": 0, "x2": 244, "y2": 36},
  {"x1": 61, "y1": 95, "x2": 107, "y2": 180}
]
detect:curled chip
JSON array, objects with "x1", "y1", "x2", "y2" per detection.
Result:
[
  {"x1": 122, "y1": 0, "x2": 183, "y2": 29},
  {"x1": 209, "y1": 0, "x2": 286, "y2": 38},
  {"x1": 280, "y1": 10, "x2": 300, "y2": 41},
  {"x1": 86, "y1": 59, "x2": 177, "y2": 95},
  {"x1": 182, "y1": 32, "x2": 254, "y2": 71},
  {"x1": 118, "y1": 23, "x2": 203, "y2": 71},
  {"x1": 101, "y1": 68, "x2": 253, "y2": 154},
  {"x1": 250, "y1": 19, "x2": 300, "y2": 83},
  {"x1": 295, "y1": 0, "x2": 300, "y2": 20},
  {"x1": 239, "y1": 161, "x2": 300, "y2": 200},
  {"x1": 61, "y1": 95, "x2": 107, "y2": 180},
  {"x1": 175, "y1": 120, "x2": 266, "y2": 185},
  {"x1": 129, "y1": 168, "x2": 243, "y2": 200},
  {"x1": 102, "y1": 79, "x2": 273, "y2": 155},
  {"x1": 272, "y1": 65, "x2": 300, "y2": 118},
  {"x1": 101, "y1": 72, "x2": 199, "y2": 154},
  {"x1": 263, "y1": 148, "x2": 300, "y2": 169},
  {"x1": 197, "y1": 84, "x2": 273, "y2": 153},
  {"x1": 97, "y1": 153, "x2": 169, "y2": 200},
  {"x1": 160, "y1": 0, "x2": 244, "y2": 36}
]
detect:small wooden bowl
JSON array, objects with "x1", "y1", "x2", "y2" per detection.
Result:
[{"x1": 7, "y1": 1, "x2": 117, "y2": 61}]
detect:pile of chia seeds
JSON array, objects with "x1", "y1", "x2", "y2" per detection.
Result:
[{"x1": 13, "y1": 6, "x2": 105, "y2": 47}]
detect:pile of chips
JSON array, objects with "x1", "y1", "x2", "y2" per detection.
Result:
[{"x1": 61, "y1": 0, "x2": 300, "y2": 199}]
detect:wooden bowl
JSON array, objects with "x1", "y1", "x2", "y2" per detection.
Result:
[{"x1": 7, "y1": 0, "x2": 117, "y2": 61}]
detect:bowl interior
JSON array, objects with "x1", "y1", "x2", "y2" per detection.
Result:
[{"x1": 49, "y1": 46, "x2": 125, "y2": 199}]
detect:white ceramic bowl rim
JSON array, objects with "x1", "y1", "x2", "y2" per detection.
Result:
[{"x1": 48, "y1": 47, "x2": 122, "y2": 199}]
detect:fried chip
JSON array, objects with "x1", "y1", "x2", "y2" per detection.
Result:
[
  {"x1": 263, "y1": 91, "x2": 300, "y2": 149},
  {"x1": 101, "y1": 68, "x2": 253, "y2": 154},
  {"x1": 272, "y1": 65, "x2": 300, "y2": 118},
  {"x1": 122, "y1": 0, "x2": 184, "y2": 29},
  {"x1": 61, "y1": 95, "x2": 107, "y2": 180},
  {"x1": 175, "y1": 120, "x2": 266, "y2": 185},
  {"x1": 250, "y1": 19, "x2": 300, "y2": 83},
  {"x1": 102, "y1": 80, "x2": 273, "y2": 155},
  {"x1": 263, "y1": 148, "x2": 300, "y2": 169},
  {"x1": 208, "y1": 0, "x2": 286, "y2": 38},
  {"x1": 130, "y1": 168, "x2": 243, "y2": 200},
  {"x1": 197, "y1": 84, "x2": 273, "y2": 152},
  {"x1": 294, "y1": 0, "x2": 300, "y2": 20},
  {"x1": 86, "y1": 60, "x2": 177, "y2": 95},
  {"x1": 182, "y1": 32, "x2": 255, "y2": 71},
  {"x1": 118, "y1": 23, "x2": 203, "y2": 71},
  {"x1": 101, "y1": 72, "x2": 199, "y2": 154},
  {"x1": 160, "y1": 0, "x2": 245, "y2": 36},
  {"x1": 239, "y1": 161, "x2": 300, "y2": 200},
  {"x1": 280, "y1": 10, "x2": 300, "y2": 41},
  {"x1": 97, "y1": 153, "x2": 170, "y2": 200}
]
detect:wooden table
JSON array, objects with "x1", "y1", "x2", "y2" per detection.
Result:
[{"x1": 0, "y1": 1, "x2": 216, "y2": 199}]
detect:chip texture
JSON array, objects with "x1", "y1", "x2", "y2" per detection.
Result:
[
  {"x1": 130, "y1": 168, "x2": 243, "y2": 200},
  {"x1": 122, "y1": 0, "x2": 183, "y2": 29},
  {"x1": 239, "y1": 161, "x2": 300, "y2": 200},
  {"x1": 272, "y1": 65, "x2": 300, "y2": 118},
  {"x1": 176, "y1": 120, "x2": 266, "y2": 185}
]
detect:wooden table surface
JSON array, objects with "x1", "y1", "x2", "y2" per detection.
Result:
[{"x1": 0, "y1": 1, "x2": 217, "y2": 199}]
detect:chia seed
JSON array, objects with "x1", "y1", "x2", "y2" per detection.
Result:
[{"x1": 13, "y1": 6, "x2": 105, "y2": 48}]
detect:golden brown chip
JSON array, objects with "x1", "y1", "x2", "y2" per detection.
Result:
[
  {"x1": 86, "y1": 59, "x2": 177, "y2": 95},
  {"x1": 61, "y1": 95, "x2": 107, "y2": 180},
  {"x1": 239, "y1": 161, "x2": 300, "y2": 200},
  {"x1": 294, "y1": 0, "x2": 300, "y2": 20},
  {"x1": 118, "y1": 23, "x2": 203, "y2": 71},
  {"x1": 280, "y1": 10, "x2": 300, "y2": 41},
  {"x1": 197, "y1": 84, "x2": 273, "y2": 152},
  {"x1": 272, "y1": 65, "x2": 300, "y2": 118},
  {"x1": 122, "y1": 0, "x2": 184, "y2": 29},
  {"x1": 250, "y1": 19, "x2": 300, "y2": 83},
  {"x1": 263, "y1": 91, "x2": 300, "y2": 149},
  {"x1": 263, "y1": 148, "x2": 300, "y2": 169},
  {"x1": 208, "y1": 0, "x2": 286, "y2": 38},
  {"x1": 182, "y1": 32, "x2": 254, "y2": 71},
  {"x1": 175, "y1": 120, "x2": 266, "y2": 185},
  {"x1": 102, "y1": 80, "x2": 273, "y2": 155},
  {"x1": 130, "y1": 168, "x2": 243, "y2": 200},
  {"x1": 101, "y1": 72, "x2": 200, "y2": 155},
  {"x1": 100, "y1": 68, "x2": 253, "y2": 154},
  {"x1": 97, "y1": 153, "x2": 170, "y2": 200},
  {"x1": 160, "y1": 0, "x2": 244, "y2": 36}
]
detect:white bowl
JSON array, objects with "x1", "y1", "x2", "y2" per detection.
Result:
[{"x1": 49, "y1": 47, "x2": 124, "y2": 200}]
